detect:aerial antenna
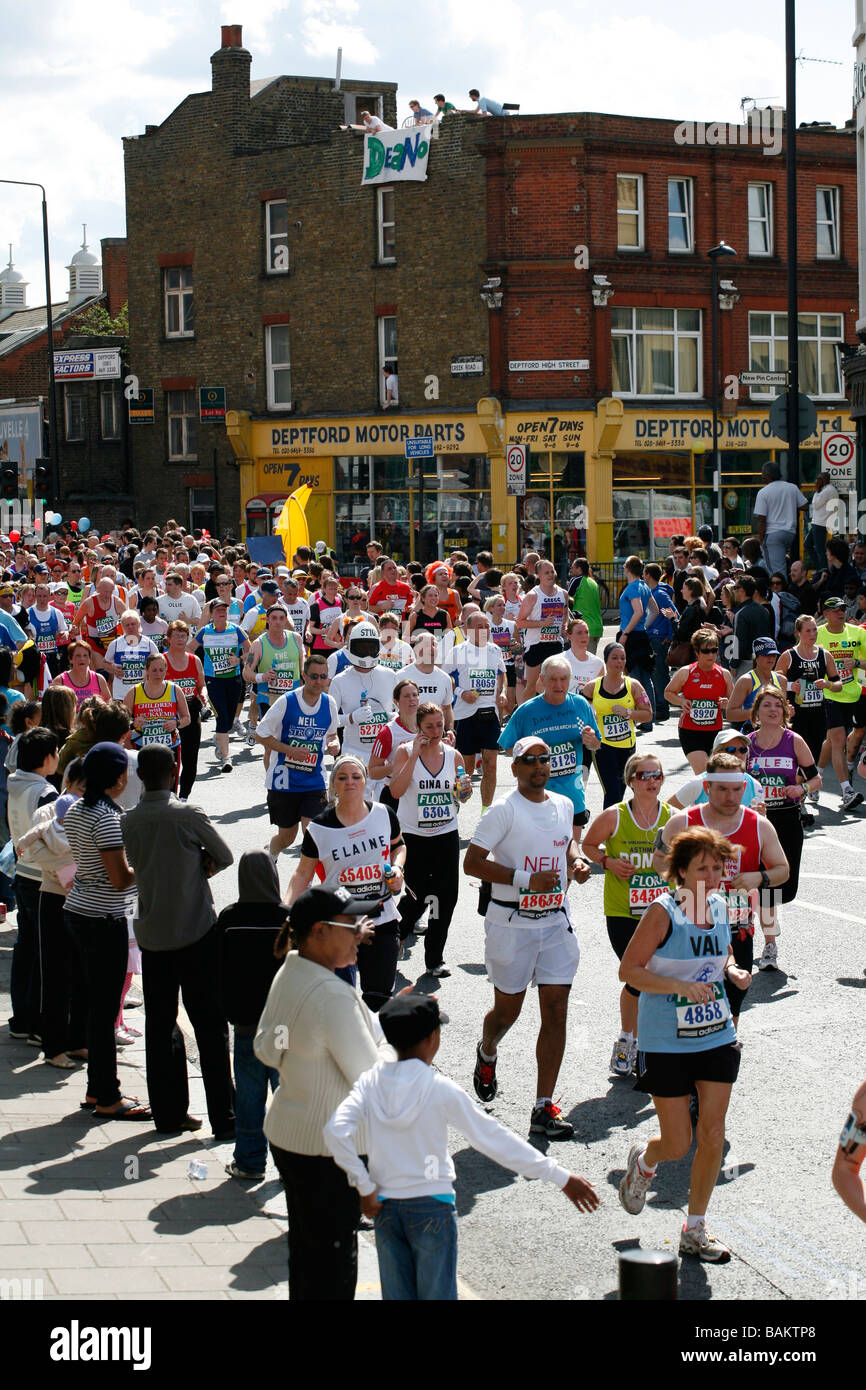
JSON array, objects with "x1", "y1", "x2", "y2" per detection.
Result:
[
  {"x1": 334, "y1": 46, "x2": 342, "y2": 91},
  {"x1": 796, "y1": 50, "x2": 843, "y2": 65}
]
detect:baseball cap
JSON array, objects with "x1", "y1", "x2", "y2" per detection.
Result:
[
  {"x1": 752, "y1": 636, "x2": 779, "y2": 658},
  {"x1": 512, "y1": 736, "x2": 549, "y2": 759},
  {"x1": 823, "y1": 596, "x2": 846, "y2": 611},
  {"x1": 210, "y1": 597, "x2": 229, "y2": 609},
  {"x1": 315, "y1": 540, "x2": 327, "y2": 555},
  {"x1": 289, "y1": 886, "x2": 370, "y2": 937},
  {"x1": 260, "y1": 580, "x2": 280, "y2": 595},
  {"x1": 276, "y1": 566, "x2": 290, "y2": 578},
  {"x1": 379, "y1": 994, "x2": 444, "y2": 1049},
  {"x1": 712, "y1": 728, "x2": 749, "y2": 751}
]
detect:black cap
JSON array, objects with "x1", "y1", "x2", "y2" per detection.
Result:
[
  {"x1": 289, "y1": 886, "x2": 369, "y2": 937},
  {"x1": 379, "y1": 993, "x2": 443, "y2": 1049},
  {"x1": 260, "y1": 580, "x2": 280, "y2": 595}
]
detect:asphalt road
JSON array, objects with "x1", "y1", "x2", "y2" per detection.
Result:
[{"x1": 193, "y1": 686, "x2": 866, "y2": 1303}]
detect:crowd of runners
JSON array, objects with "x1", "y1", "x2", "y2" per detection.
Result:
[{"x1": 3, "y1": 518, "x2": 866, "y2": 1300}]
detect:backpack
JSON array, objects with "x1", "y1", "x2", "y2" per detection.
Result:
[{"x1": 778, "y1": 591, "x2": 799, "y2": 643}]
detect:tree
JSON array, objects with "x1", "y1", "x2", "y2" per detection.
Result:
[{"x1": 72, "y1": 301, "x2": 129, "y2": 338}]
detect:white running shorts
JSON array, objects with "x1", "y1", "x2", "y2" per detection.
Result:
[{"x1": 484, "y1": 918, "x2": 580, "y2": 994}]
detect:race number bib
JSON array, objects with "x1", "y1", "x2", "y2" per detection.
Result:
[
  {"x1": 140, "y1": 720, "x2": 173, "y2": 747},
  {"x1": 95, "y1": 612, "x2": 117, "y2": 638},
  {"x1": 379, "y1": 655, "x2": 404, "y2": 671},
  {"x1": 689, "y1": 699, "x2": 717, "y2": 725},
  {"x1": 838, "y1": 657, "x2": 856, "y2": 684},
  {"x1": 358, "y1": 711, "x2": 388, "y2": 745},
  {"x1": 517, "y1": 888, "x2": 565, "y2": 919},
  {"x1": 120, "y1": 654, "x2": 146, "y2": 685},
  {"x1": 35, "y1": 632, "x2": 56, "y2": 653},
  {"x1": 337, "y1": 863, "x2": 383, "y2": 899},
  {"x1": 268, "y1": 671, "x2": 295, "y2": 693},
  {"x1": 210, "y1": 648, "x2": 237, "y2": 676},
  {"x1": 417, "y1": 790, "x2": 454, "y2": 828},
  {"x1": 548, "y1": 741, "x2": 577, "y2": 777},
  {"x1": 724, "y1": 890, "x2": 752, "y2": 928},
  {"x1": 602, "y1": 713, "x2": 630, "y2": 742},
  {"x1": 468, "y1": 668, "x2": 496, "y2": 694},
  {"x1": 280, "y1": 739, "x2": 319, "y2": 769},
  {"x1": 628, "y1": 872, "x2": 668, "y2": 913},
  {"x1": 674, "y1": 982, "x2": 730, "y2": 1039},
  {"x1": 761, "y1": 775, "x2": 789, "y2": 803},
  {"x1": 799, "y1": 681, "x2": 822, "y2": 706},
  {"x1": 539, "y1": 600, "x2": 564, "y2": 641}
]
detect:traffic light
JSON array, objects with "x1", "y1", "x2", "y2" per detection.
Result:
[
  {"x1": 1, "y1": 466, "x2": 18, "y2": 500},
  {"x1": 33, "y1": 464, "x2": 49, "y2": 500}
]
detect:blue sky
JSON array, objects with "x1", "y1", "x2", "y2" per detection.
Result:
[{"x1": 0, "y1": 0, "x2": 856, "y2": 300}]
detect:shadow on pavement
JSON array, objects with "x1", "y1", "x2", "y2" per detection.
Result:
[{"x1": 452, "y1": 1145, "x2": 521, "y2": 1217}]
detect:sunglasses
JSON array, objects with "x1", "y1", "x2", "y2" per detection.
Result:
[
  {"x1": 306, "y1": 671, "x2": 329, "y2": 680},
  {"x1": 517, "y1": 753, "x2": 550, "y2": 765},
  {"x1": 698, "y1": 646, "x2": 719, "y2": 653},
  {"x1": 726, "y1": 746, "x2": 749, "y2": 756},
  {"x1": 323, "y1": 919, "x2": 369, "y2": 935},
  {"x1": 633, "y1": 770, "x2": 663, "y2": 781}
]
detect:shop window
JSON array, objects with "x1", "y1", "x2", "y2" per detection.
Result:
[
  {"x1": 99, "y1": 384, "x2": 122, "y2": 441},
  {"x1": 668, "y1": 178, "x2": 693, "y2": 253},
  {"x1": 816, "y1": 186, "x2": 840, "y2": 259},
  {"x1": 616, "y1": 174, "x2": 644, "y2": 250},
  {"x1": 377, "y1": 187, "x2": 396, "y2": 263},
  {"x1": 265, "y1": 200, "x2": 289, "y2": 273},
  {"x1": 378, "y1": 316, "x2": 398, "y2": 404},
  {"x1": 748, "y1": 182, "x2": 773, "y2": 256},
  {"x1": 611, "y1": 307, "x2": 701, "y2": 398},
  {"x1": 164, "y1": 266, "x2": 194, "y2": 337},
  {"x1": 167, "y1": 389, "x2": 197, "y2": 460},
  {"x1": 748, "y1": 310, "x2": 843, "y2": 398},
  {"x1": 64, "y1": 387, "x2": 85, "y2": 442},
  {"x1": 266, "y1": 325, "x2": 292, "y2": 409}
]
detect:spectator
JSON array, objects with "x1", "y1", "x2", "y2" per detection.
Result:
[
  {"x1": 722, "y1": 536, "x2": 746, "y2": 570},
  {"x1": 670, "y1": 545, "x2": 692, "y2": 611},
  {"x1": 805, "y1": 471, "x2": 840, "y2": 572},
  {"x1": 382, "y1": 364, "x2": 399, "y2": 409},
  {"x1": 7, "y1": 728, "x2": 60, "y2": 1045},
  {"x1": 467, "y1": 89, "x2": 505, "y2": 116},
  {"x1": 617, "y1": 556, "x2": 657, "y2": 726},
  {"x1": 568, "y1": 558, "x2": 603, "y2": 652},
  {"x1": 408, "y1": 100, "x2": 433, "y2": 124},
  {"x1": 672, "y1": 576, "x2": 711, "y2": 657},
  {"x1": 815, "y1": 537, "x2": 859, "y2": 608},
  {"x1": 433, "y1": 93, "x2": 456, "y2": 117},
  {"x1": 731, "y1": 574, "x2": 773, "y2": 674},
  {"x1": 752, "y1": 461, "x2": 808, "y2": 577},
  {"x1": 787, "y1": 559, "x2": 818, "y2": 616},
  {"x1": 121, "y1": 744, "x2": 234, "y2": 1136},
  {"x1": 852, "y1": 540, "x2": 866, "y2": 587},
  {"x1": 644, "y1": 562, "x2": 676, "y2": 720}
]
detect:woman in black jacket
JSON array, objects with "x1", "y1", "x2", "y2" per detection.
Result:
[{"x1": 216, "y1": 851, "x2": 287, "y2": 1181}]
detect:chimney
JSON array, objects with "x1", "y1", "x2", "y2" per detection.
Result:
[
  {"x1": 211, "y1": 24, "x2": 251, "y2": 144},
  {"x1": 221, "y1": 24, "x2": 243, "y2": 48}
]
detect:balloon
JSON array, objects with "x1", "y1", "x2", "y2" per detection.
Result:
[
  {"x1": 78, "y1": 517, "x2": 91, "y2": 532},
  {"x1": 53, "y1": 513, "x2": 62, "y2": 525},
  {"x1": 8, "y1": 531, "x2": 19, "y2": 544},
  {"x1": 33, "y1": 517, "x2": 42, "y2": 531},
  {"x1": 69, "y1": 521, "x2": 77, "y2": 531},
  {"x1": 202, "y1": 529, "x2": 210, "y2": 538}
]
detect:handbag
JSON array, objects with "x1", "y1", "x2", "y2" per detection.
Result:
[{"x1": 666, "y1": 640, "x2": 692, "y2": 668}]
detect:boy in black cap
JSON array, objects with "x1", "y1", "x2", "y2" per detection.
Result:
[{"x1": 324, "y1": 992, "x2": 599, "y2": 1300}]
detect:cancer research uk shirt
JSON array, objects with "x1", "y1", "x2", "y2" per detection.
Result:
[
  {"x1": 499, "y1": 692, "x2": 600, "y2": 817},
  {"x1": 257, "y1": 688, "x2": 338, "y2": 793}
]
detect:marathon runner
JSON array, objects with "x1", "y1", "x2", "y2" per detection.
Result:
[
  {"x1": 514, "y1": 559, "x2": 569, "y2": 698},
  {"x1": 368, "y1": 678, "x2": 419, "y2": 805},
  {"x1": 74, "y1": 576, "x2": 124, "y2": 674},
  {"x1": 242, "y1": 605, "x2": 304, "y2": 737},
  {"x1": 28, "y1": 581, "x2": 68, "y2": 680},
  {"x1": 194, "y1": 599, "x2": 251, "y2": 774},
  {"x1": 255, "y1": 652, "x2": 340, "y2": 860},
  {"x1": 583, "y1": 643, "x2": 652, "y2": 807},
  {"x1": 51, "y1": 638, "x2": 111, "y2": 708},
  {"x1": 164, "y1": 619, "x2": 207, "y2": 801},
  {"x1": 665, "y1": 628, "x2": 733, "y2": 773},
  {"x1": 330, "y1": 622, "x2": 397, "y2": 766},
  {"x1": 725, "y1": 637, "x2": 788, "y2": 732},
  {"x1": 485, "y1": 594, "x2": 518, "y2": 716},
  {"x1": 833, "y1": 1080, "x2": 866, "y2": 1223},
  {"x1": 451, "y1": 609, "x2": 507, "y2": 811},
  {"x1": 103, "y1": 610, "x2": 159, "y2": 700},
  {"x1": 776, "y1": 615, "x2": 841, "y2": 810},
  {"x1": 816, "y1": 596, "x2": 866, "y2": 811}
]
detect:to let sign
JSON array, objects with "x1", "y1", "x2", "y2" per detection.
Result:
[
  {"x1": 506, "y1": 443, "x2": 527, "y2": 496},
  {"x1": 128, "y1": 389, "x2": 154, "y2": 424},
  {"x1": 199, "y1": 387, "x2": 226, "y2": 422}
]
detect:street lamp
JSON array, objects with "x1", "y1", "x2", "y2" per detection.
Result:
[
  {"x1": 708, "y1": 241, "x2": 737, "y2": 539},
  {"x1": 0, "y1": 179, "x2": 58, "y2": 504}
]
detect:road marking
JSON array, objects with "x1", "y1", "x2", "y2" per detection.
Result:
[
  {"x1": 793, "y1": 898, "x2": 866, "y2": 927},
  {"x1": 801, "y1": 872, "x2": 866, "y2": 882},
  {"x1": 808, "y1": 836, "x2": 866, "y2": 854}
]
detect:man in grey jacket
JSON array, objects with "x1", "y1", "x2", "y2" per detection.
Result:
[{"x1": 121, "y1": 745, "x2": 234, "y2": 1136}]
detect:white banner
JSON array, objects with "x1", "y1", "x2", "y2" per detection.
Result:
[{"x1": 362, "y1": 127, "x2": 431, "y2": 186}]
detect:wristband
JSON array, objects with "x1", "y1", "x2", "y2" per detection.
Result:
[{"x1": 513, "y1": 869, "x2": 533, "y2": 893}]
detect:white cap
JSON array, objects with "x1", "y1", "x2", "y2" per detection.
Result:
[
  {"x1": 512, "y1": 736, "x2": 549, "y2": 759},
  {"x1": 276, "y1": 565, "x2": 290, "y2": 577}
]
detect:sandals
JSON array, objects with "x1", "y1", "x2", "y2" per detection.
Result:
[
  {"x1": 92, "y1": 1097, "x2": 152, "y2": 1122},
  {"x1": 44, "y1": 1055, "x2": 76, "y2": 1069}
]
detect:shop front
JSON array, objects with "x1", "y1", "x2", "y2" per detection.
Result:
[{"x1": 504, "y1": 412, "x2": 591, "y2": 580}]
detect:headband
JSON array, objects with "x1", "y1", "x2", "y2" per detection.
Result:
[{"x1": 703, "y1": 773, "x2": 747, "y2": 784}]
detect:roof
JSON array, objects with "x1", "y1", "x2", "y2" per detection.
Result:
[{"x1": 0, "y1": 294, "x2": 105, "y2": 359}]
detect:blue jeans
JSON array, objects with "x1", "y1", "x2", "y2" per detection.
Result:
[
  {"x1": 233, "y1": 1031, "x2": 278, "y2": 1173},
  {"x1": 649, "y1": 636, "x2": 671, "y2": 719},
  {"x1": 375, "y1": 1196, "x2": 458, "y2": 1301},
  {"x1": 762, "y1": 529, "x2": 795, "y2": 579}
]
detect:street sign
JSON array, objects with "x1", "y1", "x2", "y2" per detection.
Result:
[
  {"x1": 821, "y1": 431, "x2": 856, "y2": 483},
  {"x1": 506, "y1": 442, "x2": 527, "y2": 496},
  {"x1": 53, "y1": 350, "x2": 121, "y2": 380},
  {"x1": 450, "y1": 355, "x2": 484, "y2": 377},
  {"x1": 199, "y1": 386, "x2": 226, "y2": 422},
  {"x1": 740, "y1": 371, "x2": 788, "y2": 388},
  {"x1": 128, "y1": 389, "x2": 154, "y2": 424},
  {"x1": 508, "y1": 359, "x2": 589, "y2": 372},
  {"x1": 405, "y1": 437, "x2": 434, "y2": 458},
  {"x1": 768, "y1": 391, "x2": 818, "y2": 443}
]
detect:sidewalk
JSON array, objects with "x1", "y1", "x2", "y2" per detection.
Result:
[{"x1": 0, "y1": 918, "x2": 382, "y2": 1301}]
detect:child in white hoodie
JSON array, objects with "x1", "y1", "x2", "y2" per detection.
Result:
[{"x1": 323, "y1": 993, "x2": 599, "y2": 1300}]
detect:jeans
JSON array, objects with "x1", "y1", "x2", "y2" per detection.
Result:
[
  {"x1": 64, "y1": 911, "x2": 129, "y2": 1107},
  {"x1": 38, "y1": 889, "x2": 87, "y2": 1058},
  {"x1": 10, "y1": 875, "x2": 41, "y2": 1035},
  {"x1": 762, "y1": 529, "x2": 795, "y2": 579},
  {"x1": 271, "y1": 1147, "x2": 359, "y2": 1301},
  {"x1": 232, "y1": 1030, "x2": 277, "y2": 1174},
  {"x1": 804, "y1": 524, "x2": 827, "y2": 573},
  {"x1": 649, "y1": 636, "x2": 671, "y2": 719},
  {"x1": 375, "y1": 1196, "x2": 459, "y2": 1301}
]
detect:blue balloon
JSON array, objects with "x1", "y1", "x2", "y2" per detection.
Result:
[
  {"x1": 78, "y1": 516, "x2": 91, "y2": 532},
  {"x1": 52, "y1": 513, "x2": 62, "y2": 525}
]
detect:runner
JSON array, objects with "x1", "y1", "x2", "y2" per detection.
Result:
[
  {"x1": 428, "y1": 563, "x2": 462, "y2": 628},
  {"x1": 368, "y1": 679, "x2": 420, "y2": 805},
  {"x1": 485, "y1": 594, "x2": 518, "y2": 716},
  {"x1": 583, "y1": 752, "x2": 671, "y2": 1077},
  {"x1": 389, "y1": 701, "x2": 471, "y2": 977},
  {"x1": 451, "y1": 610, "x2": 507, "y2": 811},
  {"x1": 616, "y1": 825, "x2": 751, "y2": 1262},
  {"x1": 463, "y1": 735, "x2": 591, "y2": 1137},
  {"x1": 278, "y1": 574, "x2": 310, "y2": 649},
  {"x1": 833, "y1": 1079, "x2": 866, "y2": 1223},
  {"x1": 254, "y1": 652, "x2": 340, "y2": 859},
  {"x1": 776, "y1": 616, "x2": 841, "y2": 803},
  {"x1": 499, "y1": 653, "x2": 601, "y2": 844},
  {"x1": 658, "y1": 751, "x2": 788, "y2": 1022},
  {"x1": 136, "y1": 595, "x2": 168, "y2": 652},
  {"x1": 164, "y1": 619, "x2": 207, "y2": 801},
  {"x1": 28, "y1": 581, "x2": 68, "y2": 680},
  {"x1": 563, "y1": 615, "x2": 604, "y2": 787},
  {"x1": 103, "y1": 610, "x2": 159, "y2": 701},
  {"x1": 667, "y1": 729, "x2": 766, "y2": 812},
  {"x1": 367, "y1": 558, "x2": 414, "y2": 622},
  {"x1": 816, "y1": 597, "x2": 866, "y2": 811},
  {"x1": 583, "y1": 643, "x2": 653, "y2": 807},
  {"x1": 306, "y1": 574, "x2": 345, "y2": 654},
  {"x1": 407, "y1": 585, "x2": 453, "y2": 642},
  {"x1": 51, "y1": 639, "x2": 111, "y2": 709},
  {"x1": 194, "y1": 599, "x2": 251, "y2": 774},
  {"x1": 725, "y1": 638, "x2": 788, "y2": 732},
  {"x1": 241, "y1": 579, "x2": 287, "y2": 744},
  {"x1": 377, "y1": 614, "x2": 413, "y2": 674},
  {"x1": 74, "y1": 577, "x2": 124, "y2": 674},
  {"x1": 514, "y1": 559, "x2": 569, "y2": 698},
  {"x1": 746, "y1": 686, "x2": 821, "y2": 970},
  {"x1": 123, "y1": 652, "x2": 190, "y2": 787},
  {"x1": 285, "y1": 754, "x2": 406, "y2": 1011},
  {"x1": 397, "y1": 631, "x2": 454, "y2": 730},
  {"x1": 242, "y1": 605, "x2": 303, "y2": 735},
  {"x1": 330, "y1": 622, "x2": 398, "y2": 766},
  {"x1": 664, "y1": 628, "x2": 733, "y2": 774}
]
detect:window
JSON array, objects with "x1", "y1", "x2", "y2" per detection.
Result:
[
  {"x1": 377, "y1": 187, "x2": 396, "y2": 263},
  {"x1": 353, "y1": 94, "x2": 382, "y2": 123},
  {"x1": 748, "y1": 311, "x2": 844, "y2": 398},
  {"x1": 668, "y1": 178, "x2": 693, "y2": 253},
  {"x1": 816, "y1": 186, "x2": 840, "y2": 259},
  {"x1": 748, "y1": 182, "x2": 773, "y2": 256},
  {"x1": 611, "y1": 307, "x2": 701, "y2": 397},
  {"x1": 164, "y1": 266, "x2": 194, "y2": 337},
  {"x1": 265, "y1": 200, "x2": 289, "y2": 273},
  {"x1": 617, "y1": 175, "x2": 643, "y2": 250},
  {"x1": 64, "y1": 387, "x2": 85, "y2": 441},
  {"x1": 166, "y1": 390, "x2": 197, "y2": 459},
  {"x1": 189, "y1": 487, "x2": 215, "y2": 534},
  {"x1": 378, "y1": 316, "x2": 398, "y2": 405},
  {"x1": 99, "y1": 385, "x2": 122, "y2": 440},
  {"x1": 266, "y1": 325, "x2": 292, "y2": 409}
]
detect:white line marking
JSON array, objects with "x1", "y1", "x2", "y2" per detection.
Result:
[
  {"x1": 792, "y1": 898, "x2": 866, "y2": 927},
  {"x1": 808, "y1": 836, "x2": 866, "y2": 853},
  {"x1": 801, "y1": 872, "x2": 866, "y2": 882}
]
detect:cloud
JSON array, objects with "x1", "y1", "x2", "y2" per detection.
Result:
[{"x1": 300, "y1": 0, "x2": 378, "y2": 65}]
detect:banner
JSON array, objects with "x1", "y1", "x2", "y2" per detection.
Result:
[
  {"x1": 362, "y1": 127, "x2": 430, "y2": 185},
  {"x1": 0, "y1": 406, "x2": 43, "y2": 479}
]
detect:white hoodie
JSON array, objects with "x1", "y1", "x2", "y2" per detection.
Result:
[{"x1": 323, "y1": 1058, "x2": 570, "y2": 1200}]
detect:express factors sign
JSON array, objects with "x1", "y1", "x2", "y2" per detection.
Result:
[
  {"x1": 362, "y1": 128, "x2": 430, "y2": 185},
  {"x1": 53, "y1": 350, "x2": 121, "y2": 380}
]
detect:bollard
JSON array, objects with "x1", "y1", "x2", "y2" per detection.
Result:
[{"x1": 618, "y1": 1248, "x2": 677, "y2": 1300}]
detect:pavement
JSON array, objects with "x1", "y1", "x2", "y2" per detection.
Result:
[{"x1": 3, "y1": 635, "x2": 866, "y2": 1302}]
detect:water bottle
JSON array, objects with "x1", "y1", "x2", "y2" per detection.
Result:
[
  {"x1": 188, "y1": 1158, "x2": 208, "y2": 1181},
  {"x1": 382, "y1": 862, "x2": 398, "y2": 895},
  {"x1": 453, "y1": 771, "x2": 471, "y2": 805}
]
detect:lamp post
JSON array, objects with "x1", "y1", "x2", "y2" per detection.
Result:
[
  {"x1": 0, "y1": 180, "x2": 58, "y2": 505},
  {"x1": 708, "y1": 241, "x2": 737, "y2": 540}
]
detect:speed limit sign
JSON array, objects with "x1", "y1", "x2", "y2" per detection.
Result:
[
  {"x1": 821, "y1": 432, "x2": 856, "y2": 483},
  {"x1": 506, "y1": 443, "x2": 527, "y2": 496}
]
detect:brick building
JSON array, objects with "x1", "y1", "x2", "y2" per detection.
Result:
[{"x1": 0, "y1": 236, "x2": 130, "y2": 521}]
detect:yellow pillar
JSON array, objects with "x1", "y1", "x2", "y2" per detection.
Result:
[
  {"x1": 589, "y1": 398, "x2": 624, "y2": 563},
  {"x1": 476, "y1": 396, "x2": 515, "y2": 564},
  {"x1": 225, "y1": 411, "x2": 256, "y2": 539}
]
